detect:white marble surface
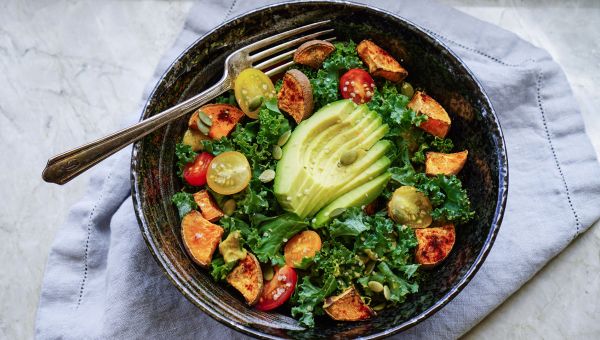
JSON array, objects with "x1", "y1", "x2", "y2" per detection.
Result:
[{"x1": 0, "y1": 0, "x2": 598, "y2": 339}]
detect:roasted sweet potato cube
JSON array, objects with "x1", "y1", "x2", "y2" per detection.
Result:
[
  {"x1": 415, "y1": 224, "x2": 455, "y2": 268},
  {"x1": 226, "y1": 253, "x2": 263, "y2": 305},
  {"x1": 357, "y1": 40, "x2": 408, "y2": 82},
  {"x1": 408, "y1": 91, "x2": 451, "y2": 138},
  {"x1": 277, "y1": 69, "x2": 314, "y2": 123},
  {"x1": 324, "y1": 287, "x2": 375, "y2": 321},
  {"x1": 181, "y1": 210, "x2": 224, "y2": 267},
  {"x1": 293, "y1": 40, "x2": 336, "y2": 69},
  {"x1": 425, "y1": 151, "x2": 468, "y2": 176},
  {"x1": 193, "y1": 190, "x2": 224, "y2": 222},
  {"x1": 188, "y1": 104, "x2": 245, "y2": 139}
]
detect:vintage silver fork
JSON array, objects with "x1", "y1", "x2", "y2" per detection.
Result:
[{"x1": 42, "y1": 21, "x2": 334, "y2": 185}]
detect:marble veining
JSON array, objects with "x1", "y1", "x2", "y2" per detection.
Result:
[{"x1": 0, "y1": 0, "x2": 598, "y2": 339}]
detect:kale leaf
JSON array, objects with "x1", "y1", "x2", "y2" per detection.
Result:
[
  {"x1": 327, "y1": 207, "x2": 370, "y2": 237},
  {"x1": 171, "y1": 191, "x2": 197, "y2": 218},
  {"x1": 175, "y1": 143, "x2": 197, "y2": 177},
  {"x1": 253, "y1": 213, "x2": 308, "y2": 263},
  {"x1": 368, "y1": 81, "x2": 426, "y2": 137},
  {"x1": 291, "y1": 275, "x2": 338, "y2": 328},
  {"x1": 210, "y1": 256, "x2": 238, "y2": 281}
]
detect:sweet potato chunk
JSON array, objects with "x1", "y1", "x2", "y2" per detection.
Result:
[
  {"x1": 324, "y1": 287, "x2": 375, "y2": 321},
  {"x1": 226, "y1": 253, "x2": 263, "y2": 305},
  {"x1": 193, "y1": 190, "x2": 224, "y2": 222},
  {"x1": 181, "y1": 211, "x2": 224, "y2": 267},
  {"x1": 357, "y1": 40, "x2": 408, "y2": 82},
  {"x1": 293, "y1": 40, "x2": 335, "y2": 69},
  {"x1": 277, "y1": 69, "x2": 314, "y2": 123},
  {"x1": 425, "y1": 151, "x2": 468, "y2": 176},
  {"x1": 415, "y1": 224, "x2": 455, "y2": 268},
  {"x1": 188, "y1": 104, "x2": 245, "y2": 139},
  {"x1": 408, "y1": 91, "x2": 451, "y2": 138}
]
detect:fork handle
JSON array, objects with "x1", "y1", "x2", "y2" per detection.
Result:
[{"x1": 42, "y1": 77, "x2": 231, "y2": 185}]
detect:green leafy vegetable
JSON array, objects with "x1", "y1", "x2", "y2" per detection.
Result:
[
  {"x1": 411, "y1": 135, "x2": 454, "y2": 164},
  {"x1": 368, "y1": 81, "x2": 426, "y2": 138},
  {"x1": 171, "y1": 191, "x2": 197, "y2": 218},
  {"x1": 291, "y1": 275, "x2": 338, "y2": 328},
  {"x1": 253, "y1": 213, "x2": 308, "y2": 263},
  {"x1": 214, "y1": 90, "x2": 237, "y2": 105},
  {"x1": 175, "y1": 143, "x2": 197, "y2": 177},
  {"x1": 210, "y1": 256, "x2": 238, "y2": 281},
  {"x1": 327, "y1": 208, "x2": 370, "y2": 237},
  {"x1": 375, "y1": 261, "x2": 418, "y2": 303}
]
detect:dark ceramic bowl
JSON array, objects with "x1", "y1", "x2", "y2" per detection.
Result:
[{"x1": 131, "y1": 1, "x2": 508, "y2": 338}]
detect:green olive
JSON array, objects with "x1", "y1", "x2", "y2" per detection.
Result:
[{"x1": 387, "y1": 186, "x2": 432, "y2": 228}]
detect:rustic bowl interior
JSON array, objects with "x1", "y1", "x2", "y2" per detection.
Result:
[{"x1": 131, "y1": 2, "x2": 507, "y2": 339}]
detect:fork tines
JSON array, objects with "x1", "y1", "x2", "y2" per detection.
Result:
[{"x1": 244, "y1": 20, "x2": 336, "y2": 76}]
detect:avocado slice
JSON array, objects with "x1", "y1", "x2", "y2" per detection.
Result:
[
  {"x1": 274, "y1": 99, "x2": 390, "y2": 218},
  {"x1": 313, "y1": 172, "x2": 392, "y2": 227},
  {"x1": 303, "y1": 143, "x2": 392, "y2": 217}
]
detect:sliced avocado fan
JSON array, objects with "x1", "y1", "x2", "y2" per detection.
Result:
[{"x1": 274, "y1": 99, "x2": 391, "y2": 218}]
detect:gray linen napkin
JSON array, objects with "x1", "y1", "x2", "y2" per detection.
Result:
[{"x1": 35, "y1": 0, "x2": 600, "y2": 339}]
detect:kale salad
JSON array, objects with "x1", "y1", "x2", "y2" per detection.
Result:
[{"x1": 172, "y1": 39, "x2": 474, "y2": 327}]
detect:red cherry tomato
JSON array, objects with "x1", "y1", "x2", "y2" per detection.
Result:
[
  {"x1": 339, "y1": 69, "x2": 376, "y2": 104},
  {"x1": 255, "y1": 266, "x2": 298, "y2": 311},
  {"x1": 183, "y1": 152, "x2": 214, "y2": 186}
]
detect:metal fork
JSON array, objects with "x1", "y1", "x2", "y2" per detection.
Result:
[{"x1": 42, "y1": 21, "x2": 334, "y2": 185}]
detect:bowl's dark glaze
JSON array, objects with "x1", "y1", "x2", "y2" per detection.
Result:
[{"x1": 131, "y1": 1, "x2": 508, "y2": 338}]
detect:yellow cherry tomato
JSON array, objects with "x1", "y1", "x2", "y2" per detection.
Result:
[
  {"x1": 387, "y1": 186, "x2": 433, "y2": 228},
  {"x1": 206, "y1": 151, "x2": 252, "y2": 195},
  {"x1": 234, "y1": 68, "x2": 276, "y2": 119}
]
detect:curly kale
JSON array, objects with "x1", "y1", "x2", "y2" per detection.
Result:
[
  {"x1": 171, "y1": 191, "x2": 197, "y2": 218},
  {"x1": 174, "y1": 143, "x2": 197, "y2": 177}
]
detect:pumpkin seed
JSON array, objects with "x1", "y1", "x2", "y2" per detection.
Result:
[
  {"x1": 272, "y1": 145, "x2": 283, "y2": 160},
  {"x1": 197, "y1": 119, "x2": 210, "y2": 135},
  {"x1": 329, "y1": 207, "x2": 346, "y2": 218},
  {"x1": 364, "y1": 249, "x2": 378, "y2": 261},
  {"x1": 262, "y1": 264, "x2": 274, "y2": 281},
  {"x1": 372, "y1": 303, "x2": 386, "y2": 311},
  {"x1": 340, "y1": 149, "x2": 358, "y2": 166},
  {"x1": 248, "y1": 95, "x2": 264, "y2": 111},
  {"x1": 277, "y1": 130, "x2": 291, "y2": 146},
  {"x1": 383, "y1": 285, "x2": 391, "y2": 300},
  {"x1": 400, "y1": 82, "x2": 414, "y2": 98},
  {"x1": 368, "y1": 281, "x2": 384, "y2": 293},
  {"x1": 364, "y1": 261, "x2": 376, "y2": 275},
  {"x1": 198, "y1": 110, "x2": 213, "y2": 126},
  {"x1": 258, "y1": 169, "x2": 276, "y2": 183},
  {"x1": 222, "y1": 199, "x2": 236, "y2": 216}
]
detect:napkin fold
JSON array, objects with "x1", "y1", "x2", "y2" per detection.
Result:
[{"x1": 36, "y1": 0, "x2": 600, "y2": 339}]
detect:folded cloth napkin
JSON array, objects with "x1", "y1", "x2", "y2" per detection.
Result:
[{"x1": 35, "y1": 0, "x2": 600, "y2": 338}]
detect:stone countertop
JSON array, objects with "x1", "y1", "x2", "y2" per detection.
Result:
[{"x1": 0, "y1": 0, "x2": 598, "y2": 338}]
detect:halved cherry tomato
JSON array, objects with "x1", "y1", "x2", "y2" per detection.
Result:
[
  {"x1": 339, "y1": 69, "x2": 376, "y2": 104},
  {"x1": 284, "y1": 230, "x2": 322, "y2": 269},
  {"x1": 183, "y1": 152, "x2": 214, "y2": 186},
  {"x1": 255, "y1": 265, "x2": 298, "y2": 311},
  {"x1": 234, "y1": 68, "x2": 276, "y2": 119},
  {"x1": 206, "y1": 151, "x2": 251, "y2": 195}
]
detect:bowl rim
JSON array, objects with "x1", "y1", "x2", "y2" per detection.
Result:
[{"x1": 131, "y1": 1, "x2": 509, "y2": 338}]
